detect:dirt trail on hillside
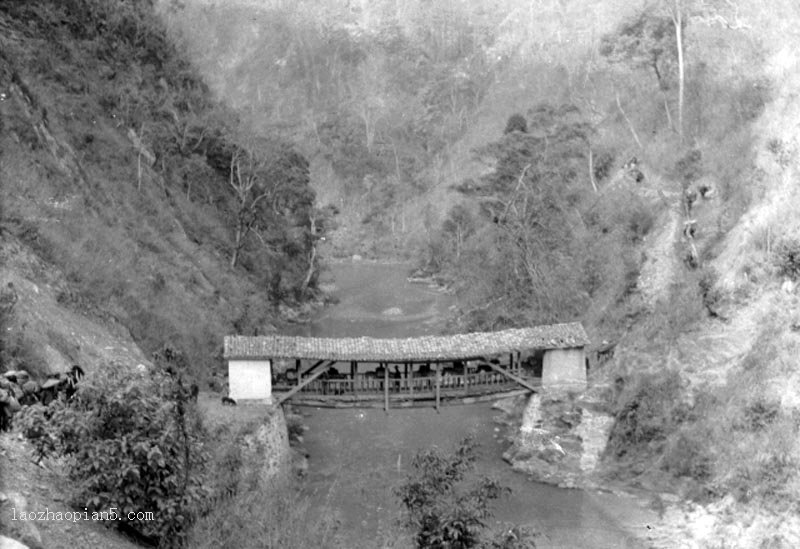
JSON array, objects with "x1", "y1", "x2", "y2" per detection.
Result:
[{"x1": 638, "y1": 208, "x2": 681, "y2": 308}]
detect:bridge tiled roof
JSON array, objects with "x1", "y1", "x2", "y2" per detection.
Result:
[{"x1": 224, "y1": 322, "x2": 588, "y2": 362}]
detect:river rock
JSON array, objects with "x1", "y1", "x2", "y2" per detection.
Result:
[
  {"x1": 382, "y1": 307, "x2": 403, "y2": 316},
  {"x1": 492, "y1": 394, "x2": 526, "y2": 417},
  {"x1": 502, "y1": 392, "x2": 613, "y2": 487},
  {"x1": 291, "y1": 447, "x2": 309, "y2": 477},
  {"x1": 0, "y1": 535, "x2": 31, "y2": 549},
  {"x1": 318, "y1": 282, "x2": 336, "y2": 293}
]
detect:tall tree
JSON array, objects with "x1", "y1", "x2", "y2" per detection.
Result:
[
  {"x1": 453, "y1": 105, "x2": 593, "y2": 327},
  {"x1": 228, "y1": 143, "x2": 271, "y2": 268},
  {"x1": 665, "y1": 0, "x2": 686, "y2": 144},
  {"x1": 600, "y1": 11, "x2": 685, "y2": 134}
]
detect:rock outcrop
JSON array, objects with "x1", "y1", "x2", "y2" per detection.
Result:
[
  {"x1": 500, "y1": 391, "x2": 614, "y2": 488},
  {"x1": 240, "y1": 407, "x2": 291, "y2": 486}
]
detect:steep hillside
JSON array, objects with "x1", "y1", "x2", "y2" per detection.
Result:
[
  {"x1": 0, "y1": 0, "x2": 321, "y2": 381},
  {"x1": 593, "y1": 6, "x2": 800, "y2": 545},
  {"x1": 1, "y1": 1, "x2": 799, "y2": 547}
]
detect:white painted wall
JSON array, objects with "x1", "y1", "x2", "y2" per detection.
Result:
[
  {"x1": 542, "y1": 348, "x2": 586, "y2": 392},
  {"x1": 228, "y1": 359, "x2": 272, "y2": 402}
]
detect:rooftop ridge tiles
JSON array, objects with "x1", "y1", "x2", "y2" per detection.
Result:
[{"x1": 223, "y1": 322, "x2": 588, "y2": 361}]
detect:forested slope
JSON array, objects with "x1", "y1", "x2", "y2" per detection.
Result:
[{"x1": 0, "y1": 0, "x2": 324, "y2": 380}]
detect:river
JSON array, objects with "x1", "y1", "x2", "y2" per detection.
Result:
[{"x1": 291, "y1": 261, "x2": 657, "y2": 548}]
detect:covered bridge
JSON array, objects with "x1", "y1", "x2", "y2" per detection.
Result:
[{"x1": 223, "y1": 322, "x2": 589, "y2": 408}]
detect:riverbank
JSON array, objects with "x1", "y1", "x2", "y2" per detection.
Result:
[{"x1": 492, "y1": 391, "x2": 800, "y2": 549}]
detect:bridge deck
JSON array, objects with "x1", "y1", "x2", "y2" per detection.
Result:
[{"x1": 274, "y1": 371, "x2": 542, "y2": 408}]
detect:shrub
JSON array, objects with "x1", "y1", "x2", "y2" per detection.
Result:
[
  {"x1": 773, "y1": 237, "x2": 800, "y2": 280},
  {"x1": 741, "y1": 399, "x2": 780, "y2": 431},
  {"x1": 698, "y1": 267, "x2": 723, "y2": 317},
  {"x1": 660, "y1": 429, "x2": 713, "y2": 482},
  {"x1": 503, "y1": 114, "x2": 528, "y2": 134},
  {"x1": 592, "y1": 149, "x2": 615, "y2": 182},
  {"x1": 606, "y1": 370, "x2": 684, "y2": 457},
  {"x1": 395, "y1": 438, "x2": 536, "y2": 549},
  {"x1": 15, "y1": 350, "x2": 208, "y2": 547},
  {"x1": 285, "y1": 414, "x2": 305, "y2": 442}
]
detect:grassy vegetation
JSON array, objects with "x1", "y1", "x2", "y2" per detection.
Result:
[
  {"x1": 603, "y1": 301, "x2": 800, "y2": 513},
  {"x1": 188, "y1": 477, "x2": 344, "y2": 549}
]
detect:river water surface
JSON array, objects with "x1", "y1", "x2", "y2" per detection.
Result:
[{"x1": 291, "y1": 261, "x2": 656, "y2": 548}]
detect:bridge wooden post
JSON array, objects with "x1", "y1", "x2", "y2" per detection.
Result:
[
  {"x1": 435, "y1": 365, "x2": 441, "y2": 412},
  {"x1": 296, "y1": 359, "x2": 301, "y2": 386},
  {"x1": 407, "y1": 363, "x2": 413, "y2": 400},
  {"x1": 383, "y1": 362, "x2": 389, "y2": 413}
]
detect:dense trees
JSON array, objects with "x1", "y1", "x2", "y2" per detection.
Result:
[
  {"x1": 169, "y1": 2, "x2": 503, "y2": 250},
  {"x1": 0, "y1": 0, "x2": 332, "y2": 379},
  {"x1": 443, "y1": 107, "x2": 640, "y2": 329}
]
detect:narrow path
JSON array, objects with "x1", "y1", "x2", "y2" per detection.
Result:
[{"x1": 638, "y1": 208, "x2": 681, "y2": 308}]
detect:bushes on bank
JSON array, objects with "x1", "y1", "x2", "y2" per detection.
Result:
[{"x1": 15, "y1": 350, "x2": 208, "y2": 547}]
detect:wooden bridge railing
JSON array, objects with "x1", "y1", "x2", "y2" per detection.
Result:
[{"x1": 289, "y1": 371, "x2": 520, "y2": 396}]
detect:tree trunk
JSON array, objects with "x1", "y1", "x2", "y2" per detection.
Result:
[
  {"x1": 616, "y1": 91, "x2": 643, "y2": 149},
  {"x1": 662, "y1": 93, "x2": 675, "y2": 132},
  {"x1": 301, "y1": 215, "x2": 318, "y2": 293},
  {"x1": 231, "y1": 217, "x2": 245, "y2": 268},
  {"x1": 672, "y1": 0, "x2": 685, "y2": 144},
  {"x1": 302, "y1": 245, "x2": 317, "y2": 294}
]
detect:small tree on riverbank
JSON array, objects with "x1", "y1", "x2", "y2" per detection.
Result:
[{"x1": 395, "y1": 437, "x2": 537, "y2": 548}]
